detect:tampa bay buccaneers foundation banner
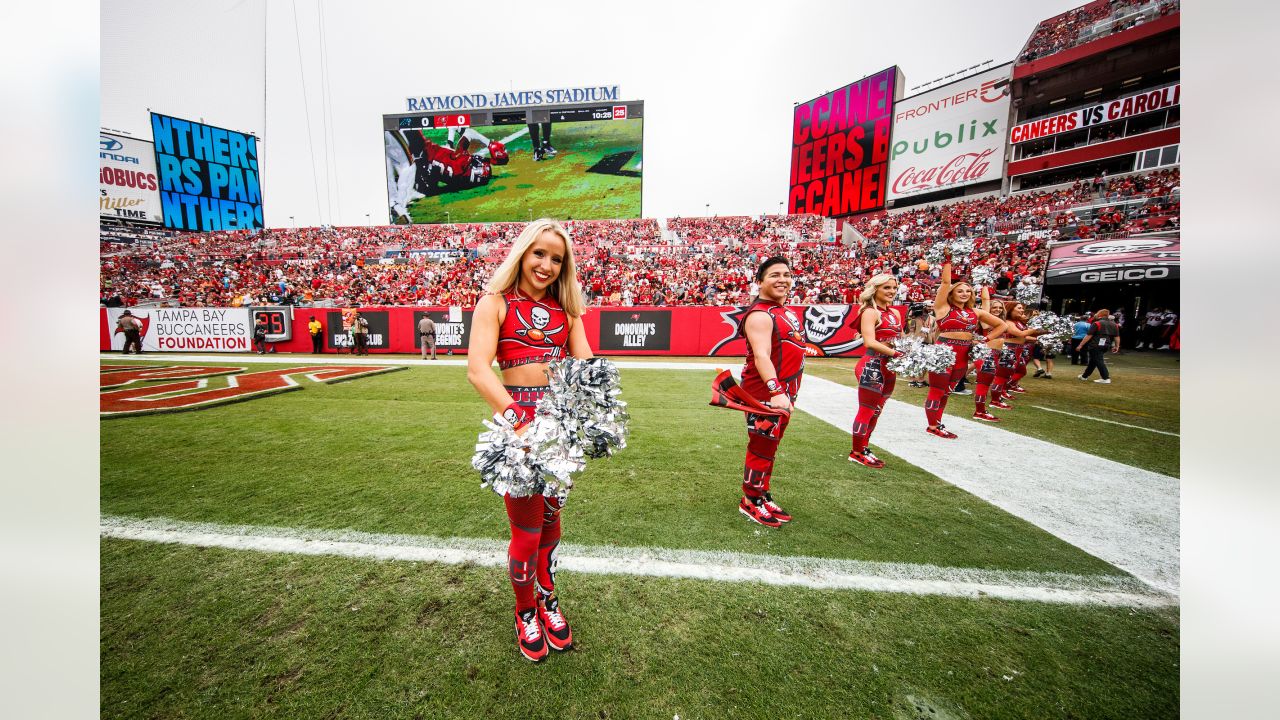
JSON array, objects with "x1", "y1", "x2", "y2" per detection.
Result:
[{"x1": 103, "y1": 306, "x2": 907, "y2": 357}]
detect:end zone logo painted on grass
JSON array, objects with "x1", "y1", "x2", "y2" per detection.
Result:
[
  {"x1": 101, "y1": 365, "x2": 244, "y2": 390},
  {"x1": 100, "y1": 365, "x2": 405, "y2": 417}
]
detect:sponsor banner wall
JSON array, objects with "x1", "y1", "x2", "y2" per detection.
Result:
[
  {"x1": 103, "y1": 306, "x2": 914, "y2": 357},
  {"x1": 1010, "y1": 84, "x2": 1180, "y2": 145},
  {"x1": 151, "y1": 113, "x2": 263, "y2": 231},
  {"x1": 100, "y1": 132, "x2": 162, "y2": 224},
  {"x1": 789, "y1": 67, "x2": 902, "y2": 218},
  {"x1": 1045, "y1": 236, "x2": 1180, "y2": 285},
  {"x1": 104, "y1": 307, "x2": 252, "y2": 352},
  {"x1": 887, "y1": 64, "x2": 1012, "y2": 201}
]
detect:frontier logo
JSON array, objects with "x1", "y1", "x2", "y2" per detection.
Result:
[{"x1": 100, "y1": 364, "x2": 405, "y2": 417}]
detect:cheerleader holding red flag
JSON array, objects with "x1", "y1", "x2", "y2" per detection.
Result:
[
  {"x1": 709, "y1": 256, "x2": 807, "y2": 528},
  {"x1": 972, "y1": 287, "x2": 1009, "y2": 422},
  {"x1": 848, "y1": 273, "x2": 905, "y2": 468},
  {"x1": 467, "y1": 218, "x2": 592, "y2": 663},
  {"x1": 923, "y1": 255, "x2": 1006, "y2": 438}
]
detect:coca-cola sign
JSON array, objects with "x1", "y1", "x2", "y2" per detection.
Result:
[
  {"x1": 891, "y1": 148, "x2": 996, "y2": 195},
  {"x1": 887, "y1": 64, "x2": 1011, "y2": 201}
]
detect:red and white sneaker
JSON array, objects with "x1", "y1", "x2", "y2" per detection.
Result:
[
  {"x1": 1009, "y1": 385, "x2": 1027, "y2": 394},
  {"x1": 972, "y1": 411, "x2": 1001, "y2": 422},
  {"x1": 514, "y1": 607, "x2": 548, "y2": 662},
  {"x1": 926, "y1": 424, "x2": 959, "y2": 439},
  {"x1": 990, "y1": 399, "x2": 1013, "y2": 410},
  {"x1": 761, "y1": 492, "x2": 792, "y2": 523},
  {"x1": 848, "y1": 449, "x2": 885, "y2": 468},
  {"x1": 536, "y1": 592, "x2": 573, "y2": 651},
  {"x1": 739, "y1": 496, "x2": 781, "y2": 528}
]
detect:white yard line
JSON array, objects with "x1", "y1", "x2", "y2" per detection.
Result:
[
  {"x1": 100, "y1": 515, "x2": 1173, "y2": 608},
  {"x1": 795, "y1": 375, "x2": 1180, "y2": 596},
  {"x1": 1029, "y1": 405, "x2": 1180, "y2": 437}
]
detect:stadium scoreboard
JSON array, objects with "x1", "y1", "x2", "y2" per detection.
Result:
[
  {"x1": 382, "y1": 100, "x2": 644, "y2": 224},
  {"x1": 383, "y1": 101, "x2": 643, "y2": 131}
]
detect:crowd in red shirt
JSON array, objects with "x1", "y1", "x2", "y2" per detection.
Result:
[
  {"x1": 100, "y1": 169, "x2": 1177, "y2": 309},
  {"x1": 1017, "y1": 0, "x2": 1179, "y2": 65}
]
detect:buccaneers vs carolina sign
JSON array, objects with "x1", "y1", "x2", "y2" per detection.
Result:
[{"x1": 100, "y1": 364, "x2": 404, "y2": 417}]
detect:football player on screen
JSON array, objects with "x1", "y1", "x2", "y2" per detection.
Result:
[
  {"x1": 385, "y1": 128, "x2": 510, "y2": 223},
  {"x1": 527, "y1": 121, "x2": 556, "y2": 161}
]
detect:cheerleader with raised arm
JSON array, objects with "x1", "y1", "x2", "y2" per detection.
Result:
[{"x1": 923, "y1": 255, "x2": 1006, "y2": 438}]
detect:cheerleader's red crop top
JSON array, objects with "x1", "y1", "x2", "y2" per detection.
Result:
[
  {"x1": 495, "y1": 291, "x2": 570, "y2": 370},
  {"x1": 937, "y1": 305, "x2": 980, "y2": 333}
]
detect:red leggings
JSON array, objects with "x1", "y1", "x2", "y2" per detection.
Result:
[
  {"x1": 504, "y1": 493, "x2": 563, "y2": 613},
  {"x1": 743, "y1": 380, "x2": 799, "y2": 498},
  {"x1": 992, "y1": 346, "x2": 1018, "y2": 401},
  {"x1": 974, "y1": 354, "x2": 996, "y2": 413},
  {"x1": 925, "y1": 341, "x2": 970, "y2": 427},
  {"x1": 851, "y1": 353, "x2": 897, "y2": 453}
]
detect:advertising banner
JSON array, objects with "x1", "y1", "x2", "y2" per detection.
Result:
[
  {"x1": 1010, "y1": 84, "x2": 1180, "y2": 144},
  {"x1": 789, "y1": 67, "x2": 901, "y2": 218},
  {"x1": 412, "y1": 310, "x2": 472, "y2": 352},
  {"x1": 887, "y1": 65, "x2": 1012, "y2": 201},
  {"x1": 151, "y1": 112, "x2": 263, "y2": 231},
  {"x1": 1044, "y1": 236, "x2": 1180, "y2": 285},
  {"x1": 102, "y1": 305, "x2": 911, "y2": 357},
  {"x1": 105, "y1": 307, "x2": 252, "y2": 352},
  {"x1": 100, "y1": 132, "x2": 163, "y2": 224},
  {"x1": 597, "y1": 310, "x2": 672, "y2": 351}
]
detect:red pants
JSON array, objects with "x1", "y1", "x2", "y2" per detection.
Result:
[
  {"x1": 501, "y1": 385, "x2": 563, "y2": 613},
  {"x1": 974, "y1": 352, "x2": 997, "y2": 413},
  {"x1": 851, "y1": 353, "x2": 896, "y2": 453},
  {"x1": 925, "y1": 339, "x2": 970, "y2": 427},
  {"x1": 742, "y1": 379, "x2": 799, "y2": 499}
]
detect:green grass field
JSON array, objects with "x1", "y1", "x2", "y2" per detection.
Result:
[
  {"x1": 406, "y1": 119, "x2": 643, "y2": 224},
  {"x1": 101, "y1": 356, "x2": 1180, "y2": 718}
]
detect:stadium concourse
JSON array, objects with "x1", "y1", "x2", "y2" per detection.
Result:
[{"x1": 99, "y1": 168, "x2": 1177, "y2": 310}]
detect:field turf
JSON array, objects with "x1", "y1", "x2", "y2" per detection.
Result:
[{"x1": 100, "y1": 357, "x2": 1179, "y2": 718}]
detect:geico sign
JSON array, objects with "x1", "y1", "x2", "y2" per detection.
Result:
[{"x1": 1080, "y1": 267, "x2": 1170, "y2": 283}]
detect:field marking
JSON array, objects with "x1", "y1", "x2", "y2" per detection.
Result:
[
  {"x1": 795, "y1": 375, "x2": 1180, "y2": 596},
  {"x1": 100, "y1": 515, "x2": 1174, "y2": 608},
  {"x1": 1030, "y1": 405, "x2": 1179, "y2": 436}
]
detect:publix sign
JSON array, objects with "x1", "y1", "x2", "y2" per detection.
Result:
[{"x1": 886, "y1": 64, "x2": 1012, "y2": 201}]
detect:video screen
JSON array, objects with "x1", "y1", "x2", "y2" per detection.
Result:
[{"x1": 383, "y1": 105, "x2": 642, "y2": 224}]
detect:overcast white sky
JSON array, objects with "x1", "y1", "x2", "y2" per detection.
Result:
[{"x1": 101, "y1": 0, "x2": 1079, "y2": 228}]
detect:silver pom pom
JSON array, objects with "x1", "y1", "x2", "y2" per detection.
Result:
[
  {"x1": 472, "y1": 414, "x2": 580, "y2": 500},
  {"x1": 949, "y1": 238, "x2": 975, "y2": 261},
  {"x1": 1028, "y1": 311, "x2": 1074, "y2": 356},
  {"x1": 1016, "y1": 282, "x2": 1043, "y2": 306},
  {"x1": 969, "y1": 342, "x2": 993, "y2": 365},
  {"x1": 887, "y1": 336, "x2": 956, "y2": 376},
  {"x1": 970, "y1": 265, "x2": 996, "y2": 291},
  {"x1": 541, "y1": 357, "x2": 631, "y2": 461}
]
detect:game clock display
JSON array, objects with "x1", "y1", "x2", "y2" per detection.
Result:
[{"x1": 250, "y1": 308, "x2": 292, "y2": 342}]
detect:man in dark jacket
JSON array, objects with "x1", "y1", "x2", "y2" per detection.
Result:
[{"x1": 1076, "y1": 309, "x2": 1119, "y2": 383}]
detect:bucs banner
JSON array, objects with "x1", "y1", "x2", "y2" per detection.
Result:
[
  {"x1": 1045, "y1": 236, "x2": 1180, "y2": 285},
  {"x1": 412, "y1": 310, "x2": 472, "y2": 351},
  {"x1": 598, "y1": 310, "x2": 671, "y2": 351},
  {"x1": 103, "y1": 306, "x2": 892, "y2": 357},
  {"x1": 104, "y1": 307, "x2": 252, "y2": 352}
]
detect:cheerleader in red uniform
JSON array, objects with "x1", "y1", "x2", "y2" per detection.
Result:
[
  {"x1": 990, "y1": 300, "x2": 1044, "y2": 407},
  {"x1": 972, "y1": 288, "x2": 1009, "y2": 422},
  {"x1": 737, "y1": 256, "x2": 807, "y2": 528},
  {"x1": 924, "y1": 256, "x2": 1006, "y2": 438},
  {"x1": 849, "y1": 273, "x2": 905, "y2": 468},
  {"x1": 468, "y1": 219, "x2": 593, "y2": 663}
]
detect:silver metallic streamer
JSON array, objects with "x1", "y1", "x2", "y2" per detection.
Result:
[{"x1": 887, "y1": 336, "x2": 957, "y2": 376}]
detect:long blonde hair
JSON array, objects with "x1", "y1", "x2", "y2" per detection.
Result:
[
  {"x1": 858, "y1": 273, "x2": 898, "y2": 309},
  {"x1": 485, "y1": 219, "x2": 586, "y2": 317}
]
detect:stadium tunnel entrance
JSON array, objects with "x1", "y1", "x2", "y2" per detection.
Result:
[{"x1": 1048, "y1": 278, "x2": 1179, "y2": 348}]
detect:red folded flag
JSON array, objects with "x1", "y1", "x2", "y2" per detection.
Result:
[{"x1": 708, "y1": 369, "x2": 790, "y2": 418}]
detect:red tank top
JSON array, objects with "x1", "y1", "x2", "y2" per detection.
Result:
[
  {"x1": 739, "y1": 300, "x2": 807, "y2": 398},
  {"x1": 866, "y1": 306, "x2": 903, "y2": 348},
  {"x1": 1006, "y1": 319, "x2": 1028, "y2": 344},
  {"x1": 495, "y1": 291, "x2": 570, "y2": 370},
  {"x1": 937, "y1": 305, "x2": 980, "y2": 333}
]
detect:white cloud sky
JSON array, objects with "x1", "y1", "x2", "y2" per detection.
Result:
[{"x1": 101, "y1": 0, "x2": 1079, "y2": 227}]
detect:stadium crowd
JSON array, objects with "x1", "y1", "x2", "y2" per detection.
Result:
[
  {"x1": 100, "y1": 169, "x2": 1177, "y2": 310},
  {"x1": 1017, "y1": 0, "x2": 1180, "y2": 65}
]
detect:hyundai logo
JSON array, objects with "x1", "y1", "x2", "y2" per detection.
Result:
[{"x1": 100, "y1": 136, "x2": 123, "y2": 151}]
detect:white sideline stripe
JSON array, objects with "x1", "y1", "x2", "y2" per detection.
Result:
[
  {"x1": 1029, "y1": 405, "x2": 1179, "y2": 437},
  {"x1": 794, "y1": 375, "x2": 1180, "y2": 596},
  {"x1": 100, "y1": 516, "x2": 1174, "y2": 608},
  {"x1": 98, "y1": 353, "x2": 720, "y2": 370}
]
